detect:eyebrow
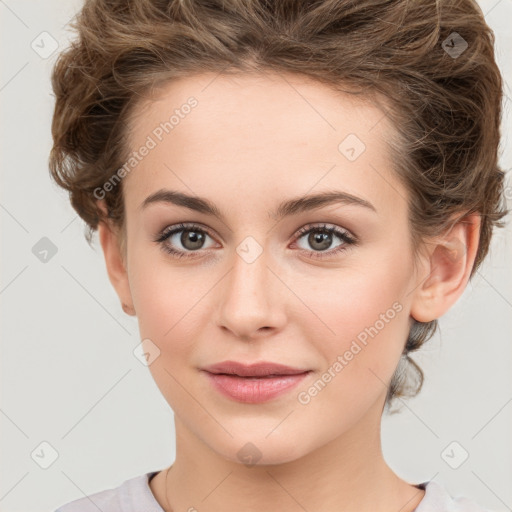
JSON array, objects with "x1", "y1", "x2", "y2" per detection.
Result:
[{"x1": 140, "y1": 188, "x2": 377, "y2": 221}]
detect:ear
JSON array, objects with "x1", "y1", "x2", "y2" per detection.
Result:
[
  {"x1": 410, "y1": 212, "x2": 481, "y2": 323},
  {"x1": 96, "y1": 200, "x2": 135, "y2": 316}
]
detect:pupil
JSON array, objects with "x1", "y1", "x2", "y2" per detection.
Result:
[
  {"x1": 310, "y1": 231, "x2": 331, "y2": 251},
  {"x1": 182, "y1": 230, "x2": 204, "y2": 250}
]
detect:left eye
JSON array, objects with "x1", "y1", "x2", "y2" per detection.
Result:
[{"x1": 293, "y1": 224, "x2": 356, "y2": 258}]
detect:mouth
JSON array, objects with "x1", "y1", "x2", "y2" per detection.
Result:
[{"x1": 200, "y1": 361, "x2": 312, "y2": 403}]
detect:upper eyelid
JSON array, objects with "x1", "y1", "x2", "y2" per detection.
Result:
[
  {"x1": 295, "y1": 223, "x2": 353, "y2": 237},
  {"x1": 157, "y1": 222, "x2": 215, "y2": 242}
]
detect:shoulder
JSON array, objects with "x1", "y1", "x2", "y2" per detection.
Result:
[
  {"x1": 53, "y1": 471, "x2": 162, "y2": 512},
  {"x1": 415, "y1": 480, "x2": 493, "y2": 512}
]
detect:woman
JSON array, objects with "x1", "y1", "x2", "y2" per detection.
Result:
[{"x1": 50, "y1": 0, "x2": 508, "y2": 510}]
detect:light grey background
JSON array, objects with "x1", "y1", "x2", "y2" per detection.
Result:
[{"x1": 1, "y1": 1, "x2": 511, "y2": 511}]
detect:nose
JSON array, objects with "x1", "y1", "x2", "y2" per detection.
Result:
[{"x1": 215, "y1": 242, "x2": 286, "y2": 340}]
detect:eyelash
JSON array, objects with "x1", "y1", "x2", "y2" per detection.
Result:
[{"x1": 154, "y1": 222, "x2": 357, "y2": 260}]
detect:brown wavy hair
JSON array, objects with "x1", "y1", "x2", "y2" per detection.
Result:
[{"x1": 49, "y1": 0, "x2": 509, "y2": 411}]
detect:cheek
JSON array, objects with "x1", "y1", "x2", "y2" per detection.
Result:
[
  {"x1": 127, "y1": 242, "x2": 184, "y2": 344},
  {"x1": 128, "y1": 257, "x2": 212, "y2": 410},
  {"x1": 132, "y1": 267, "x2": 207, "y2": 348},
  {"x1": 292, "y1": 276, "x2": 408, "y2": 432},
  {"x1": 127, "y1": 244, "x2": 224, "y2": 382},
  {"x1": 297, "y1": 255, "x2": 411, "y2": 382}
]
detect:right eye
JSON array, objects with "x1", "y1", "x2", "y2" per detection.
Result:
[{"x1": 154, "y1": 223, "x2": 218, "y2": 259}]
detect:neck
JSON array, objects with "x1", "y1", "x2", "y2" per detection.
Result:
[{"x1": 155, "y1": 401, "x2": 424, "y2": 512}]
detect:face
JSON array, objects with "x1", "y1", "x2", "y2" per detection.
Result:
[{"x1": 109, "y1": 71, "x2": 422, "y2": 464}]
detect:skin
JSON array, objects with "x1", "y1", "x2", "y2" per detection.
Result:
[{"x1": 97, "y1": 71, "x2": 481, "y2": 512}]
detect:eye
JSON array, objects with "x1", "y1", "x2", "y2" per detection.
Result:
[
  {"x1": 154, "y1": 223, "x2": 217, "y2": 259},
  {"x1": 154, "y1": 222, "x2": 357, "y2": 261},
  {"x1": 293, "y1": 223, "x2": 357, "y2": 259}
]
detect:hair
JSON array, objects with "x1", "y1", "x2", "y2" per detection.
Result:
[{"x1": 49, "y1": 0, "x2": 509, "y2": 411}]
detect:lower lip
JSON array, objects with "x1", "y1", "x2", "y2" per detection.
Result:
[{"x1": 203, "y1": 371, "x2": 311, "y2": 403}]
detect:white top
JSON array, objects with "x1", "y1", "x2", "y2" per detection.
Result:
[{"x1": 54, "y1": 471, "x2": 492, "y2": 512}]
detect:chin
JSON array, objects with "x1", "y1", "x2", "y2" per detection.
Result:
[{"x1": 206, "y1": 429, "x2": 315, "y2": 468}]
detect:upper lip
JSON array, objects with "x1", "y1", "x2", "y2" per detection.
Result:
[{"x1": 201, "y1": 360, "x2": 311, "y2": 377}]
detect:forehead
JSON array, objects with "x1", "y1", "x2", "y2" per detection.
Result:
[
  {"x1": 128, "y1": 71, "x2": 389, "y2": 148},
  {"x1": 122, "y1": 71, "x2": 406, "y2": 220}
]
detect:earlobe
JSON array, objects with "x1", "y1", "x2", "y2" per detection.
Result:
[
  {"x1": 96, "y1": 200, "x2": 135, "y2": 316},
  {"x1": 410, "y1": 213, "x2": 481, "y2": 323}
]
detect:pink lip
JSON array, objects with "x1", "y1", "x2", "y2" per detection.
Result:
[{"x1": 200, "y1": 361, "x2": 311, "y2": 403}]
